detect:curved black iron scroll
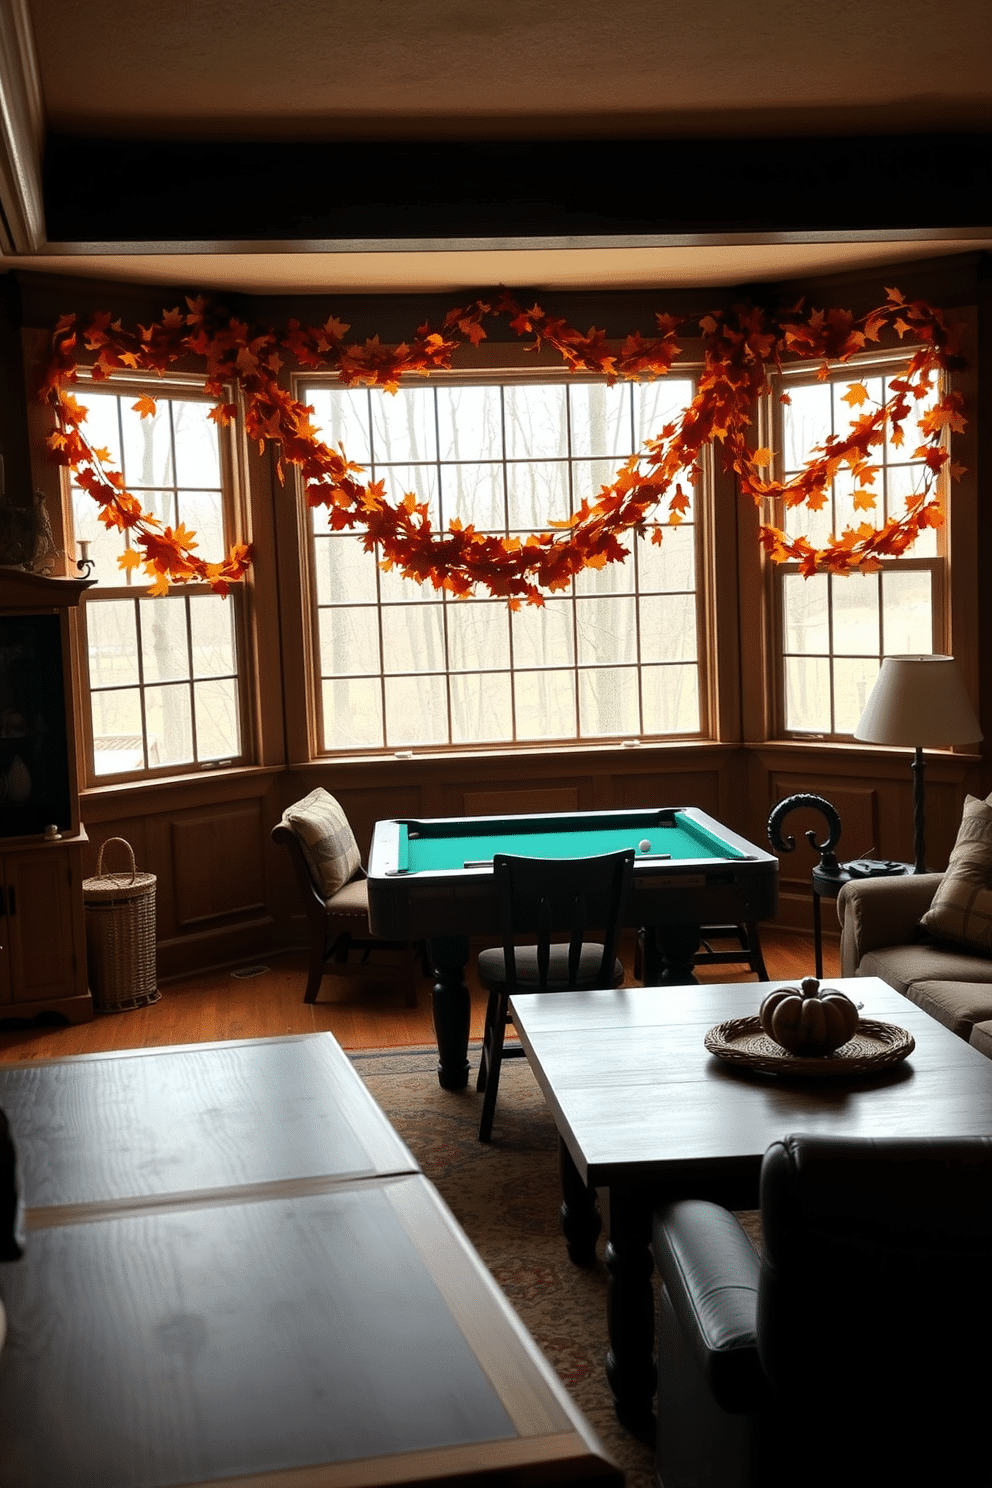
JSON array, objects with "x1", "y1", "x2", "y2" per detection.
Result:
[{"x1": 767, "y1": 794, "x2": 843, "y2": 877}]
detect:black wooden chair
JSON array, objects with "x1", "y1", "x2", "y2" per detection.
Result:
[
  {"x1": 272, "y1": 791, "x2": 427, "y2": 1007},
  {"x1": 475, "y1": 849, "x2": 634, "y2": 1142},
  {"x1": 652, "y1": 1133, "x2": 992, "y2": 1488}
]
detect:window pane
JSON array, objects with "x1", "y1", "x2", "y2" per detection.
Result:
[
  {"x1": 514, "y1": 669, "x2": 576, "y2": 742},
  {"x1": 569, "y1": 383, "x2": 631, "y2": 458},
  {"x1": 91, "y1": 689, "x2": 144, "y2": 775},
  {"x1": 309, "y1": 386, "x2": 372, "y2": 464},
  {"x1": 642, "y1": 664, "x2": 700, "y2": 734},
  {"x1": 144, "y1": 683, "x2": 194, "y2": 766},
  {"x1": 503, "y1": 384, "x2": 567, "y2": 459},
  {"x1": 121, "y1": 401, "x2": 175, "y2": 489},
  {"x1": 193, "y1": 678, "x2": 240, "y2": 759},
  {"x1": 450, "y1": 672, "x2": 513, "y2": 744},
  {"x1": 447, "y1": 603, "x2": 510, "y2": 671},
  {"x1": 384, "y1": 674, "x2": 449, "y2": 747},
  {"x1": 511, "y1": 601, "x2": 574, "y2": 669},
  {"x1": 784, "y1": 656, "x2": 831, "y2": 733},
  {"x1": 376, "y1": 463, "x2": 439, "y2": 527},
  {"x1": 380, "y1": 605, "x2": 444, "y2": 675},
  {"x1": 783, "y1": 574, "x2": 828, "y2": 655},
  {"x1": 71, "y1": 485, "x2": 128, "y2": 573},
  {"x1": 637, "y1": 526, "x2": 695, "y2": 592},
  {"x1": 171, "y1": 401, "x2": 222, "y2": 487},
  {"x1": 634, "y1": 378, "x2": 695, "y2": 444},
  {"x1": 574, "y1": 547, "x2": 635, "y2": 597},
  {"x1": 190, "y1": 595, "x2": 236, "y2": 677},
  {"x1": 782, "y1": 382, "x2": 831, "y2": 469},
  {"x1": 319, "y1": 607, "x2": 381, "y2": 676},
  {"x1": 506, "y1": 460, "x2": 569, "y2": 529},
  {"x1": 576, "y1": 597, "x2": 637, "y2": 665},
  {"x1": 834, "y1": 657, "x2": 879, "y2": 734},
  {"x1": 140, "y1": 598, "x2": 190, "y2": 683},
  {"x1": 177, "y1": 490, "x2": 224, "y2": 559},
  {"x1": 371, "y1": 386, "x2": 436, "y2": 464},
  {"x1": 87, "y1": 602, "x2": 139, "y2": 687},
  {"x1": 578, "y1": 667, "x2": 638, "y2": 737},
  {"x1": 832, "y1": 573, "x2": 879, "y2": 657},
  {"x1": 314, "y1": 535, "x2": 379, "y2": 607},
  {"x1": 440, "y1": 462, "x2": 504, "y2": 531},
  {"x1": 323, "y1": 677, "x2": 383, "y2": 750},
  {"x1": 437, "y1": 386, "x2": 502, "y2": 461},
  {"x1": 640, "y1": 594, "x2": 697, "y2": 663},
  {"x1": 882, "y1": 570, "x2": 933, "y2": 653}
]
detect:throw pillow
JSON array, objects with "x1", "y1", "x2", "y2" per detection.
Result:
[
  {"x1": 282, "y1": 788, "x2": 361, "y2": 899},
  {"x1": 920, "y1": 794, "x2": 992, "y2": 952}
]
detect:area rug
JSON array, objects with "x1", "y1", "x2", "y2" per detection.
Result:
[{"x1": 352, "y1": 1045, "x2": 661, "y2": 1487}]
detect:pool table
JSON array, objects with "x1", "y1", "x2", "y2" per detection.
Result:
[{"x1": 367, "y1": 806, "x2": 778, "y2": 1089}]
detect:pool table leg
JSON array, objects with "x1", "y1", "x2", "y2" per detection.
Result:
[
  {"x1": 428, "y1": 935, "x2": 472, "y2": 1090},
  {"x1": 641, "y1": 922, "x2": 701, "y2": 985}
]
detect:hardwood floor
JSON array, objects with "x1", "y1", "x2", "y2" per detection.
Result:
[{"x1": 0, "y1": 927, "x2": 840, "y2": 1064}]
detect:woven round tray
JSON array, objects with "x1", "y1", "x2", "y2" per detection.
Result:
[{"x1": 704, "y1": 1016, "x2": 915, "y2": 1078}]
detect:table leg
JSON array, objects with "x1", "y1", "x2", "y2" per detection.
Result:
[
  {"x1": 812, "y1": 888, "x2": 824, "y2": 979},
  {"x1": 558, "y1": 1136, "x2": 600, "y2": 1266},
  {"x1": 641, "y1": 922, "x2": 701, "y2": 985},
  {"x1": 604, "y1": 1183, "x2": 657, "y2": 1429},
  {"x1": 428, "y1": 936, "x2": 471, "y2": 1091}
]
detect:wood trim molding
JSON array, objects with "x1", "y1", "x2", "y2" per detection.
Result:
[{"x1": 0, "y1": 0, "x2": 45, "y2": 253}]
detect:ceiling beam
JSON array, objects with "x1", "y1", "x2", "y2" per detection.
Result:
[{"x1": 42, "y1": 134, "x2": 992, "y2": 254}]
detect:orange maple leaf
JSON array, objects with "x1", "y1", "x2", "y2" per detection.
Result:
[
  {"x1": 841, "y1": 383, "x2": 870, "y2": 408},
  {"x1": 132, "y1": 394, "x2": 158, "y2": 419}
]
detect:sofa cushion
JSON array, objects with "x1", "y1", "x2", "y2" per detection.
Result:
[
  {"x1": 903, "y1": 979, "x2": 992, "y2": 1040},
  {"x1": 921, "y1": 795, "x2": 992, "y2": 953},
  {"x1": 858, "y1": 944, "x2": 992, "y2": 999},
  {"x1": 282, "y1": 789, "x2": 361, "y2": 898},
  {"x1": 969, "y1": 1021, "x2": 992, "y2": 1060}
]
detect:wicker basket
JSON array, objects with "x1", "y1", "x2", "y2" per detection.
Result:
[{"x1": 83, "y1": 838, "x2": 161, "y2": 1012}]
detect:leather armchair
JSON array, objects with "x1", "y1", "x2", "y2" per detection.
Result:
[{"x1": 652, "y1": 1134, "x2": 992, "y2": 1488}]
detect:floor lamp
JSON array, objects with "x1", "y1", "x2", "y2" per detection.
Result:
[{"x1": 854, "y1": 655, "x2": 983, "y2": 874}]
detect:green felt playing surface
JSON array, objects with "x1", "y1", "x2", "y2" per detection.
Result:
[{"x1": 399, "y1": 812, "x2": 743, "y2": 873}]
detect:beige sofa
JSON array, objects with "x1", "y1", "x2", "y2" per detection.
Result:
[{"x1": 838, "y1": 872, "x2": 992, "y2": 1059}]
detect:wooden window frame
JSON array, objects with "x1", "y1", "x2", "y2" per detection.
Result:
[
  {"x1": 60, "y1": 372, "x2": 257, "y2": 786},
  {"x1": 293, "y1": 358, "x2": 733, "y2": 760}
]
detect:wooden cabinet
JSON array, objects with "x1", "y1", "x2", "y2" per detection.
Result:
[
  {"x1": 0, "y1": 833, "x2": 91, "y2": 1020},
  {"x1": 1, "y1": 569, "x2": 93, "y2": 1021}
]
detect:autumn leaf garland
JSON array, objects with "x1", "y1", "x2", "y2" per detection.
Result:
[{"x1": 41, "y1": 287, "x2": 965, "y2": 601}]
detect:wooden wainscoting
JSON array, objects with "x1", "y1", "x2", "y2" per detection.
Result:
[
  {"x1": 80, "y1": 768, "x2": 287, "y2": 981},
  {"x1": 75, "y1": 739, "x2": 984, "y2": 982}
]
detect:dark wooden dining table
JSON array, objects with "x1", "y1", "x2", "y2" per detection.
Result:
[
  {"x1": 0, "y1": 1034, "x2": 622, "y2": 1487},
  {"x1": 509, "y1": 975, "x2": 992, "y2": 1428}
]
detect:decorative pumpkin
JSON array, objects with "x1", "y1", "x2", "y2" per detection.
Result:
[{"x1": 759, "y1": 977, "x2": 860, "y2": 1056}]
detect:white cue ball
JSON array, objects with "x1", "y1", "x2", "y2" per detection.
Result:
[{"x1": 638, "y1": 839, "x2": 652, "y2": 853}]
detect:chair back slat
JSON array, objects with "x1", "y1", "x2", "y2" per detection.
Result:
[{"x1": 492, "y1": 849, "x2": 635, "y2": 993}]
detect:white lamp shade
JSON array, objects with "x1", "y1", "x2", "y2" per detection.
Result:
[{"x1": 854, "y1": 655, "x2": 983, "y2": 748}]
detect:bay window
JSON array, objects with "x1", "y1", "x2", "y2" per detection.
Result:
[{"x1": 303, "y1": 372, "x2": 704, "y2": 754}]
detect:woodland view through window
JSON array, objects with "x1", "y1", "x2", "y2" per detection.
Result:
[
  {"x1": 772, "y1": 356, "x2": 945, "y2": 738},
  {"x1": 305, "y1": 375, "x2": 702, "y2": 753},
  {"x1": 69, "y1": 385, "x2": 244, "y2": 779}
]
